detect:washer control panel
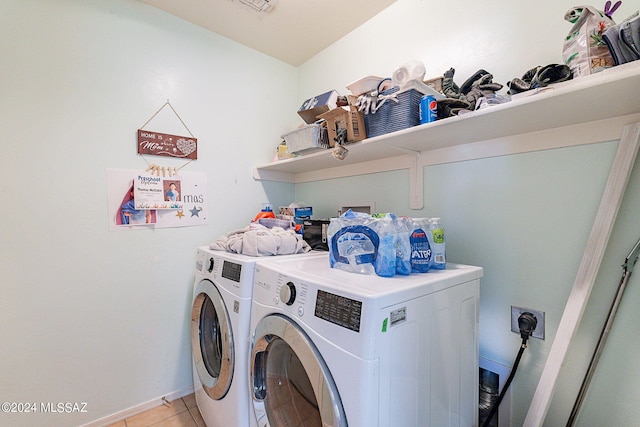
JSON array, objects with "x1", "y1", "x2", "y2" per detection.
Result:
[
  {"x1": 279, "y1": 281, "x2": 296, "y2": 305},
  {"x1": 314, "y1": 289, "x2": 362, "y2": 332},
  {"x1": 265, "y1": 272, "x2": 362, "y2": 332},
  {"x1": 268, "y1": 274, "x2": 311, "y2": 318}
]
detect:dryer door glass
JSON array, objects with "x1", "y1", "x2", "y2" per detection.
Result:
[
  {"x1": 191, "y1": 281, "x2": 234, "y2": 400},
  {"x1": 200, "y1": 295, "x2": 223, "y2": 377},
  {"x1": 251, "y1": 315, "x2": 346, "y2": 427},
  {"x1": 265, "y1": 338, "x2": 321, "y2": 426}
]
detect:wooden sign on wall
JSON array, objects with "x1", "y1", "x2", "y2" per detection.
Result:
[{"x1": 137, "y1": 129, "x2": 198, "y2": 159}]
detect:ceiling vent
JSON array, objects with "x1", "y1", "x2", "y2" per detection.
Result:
[{"x1": 237, "y1": 0, "x2": 277, "y2": 13}]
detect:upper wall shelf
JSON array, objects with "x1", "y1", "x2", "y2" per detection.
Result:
[{"x1": 254, "y1": 62, "x2": 640, "y2": 184}]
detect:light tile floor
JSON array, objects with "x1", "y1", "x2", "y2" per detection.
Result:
[{"x1": 106, "y1": 393, "x2": 205, "y2": 427}]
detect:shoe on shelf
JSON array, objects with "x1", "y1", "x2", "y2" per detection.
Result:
[{"x1": 531, "y1": 64, "x2": 572, "y2": 88}]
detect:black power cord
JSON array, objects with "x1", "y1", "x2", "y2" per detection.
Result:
[{"x1": 481, "y1": 312, "x2": 538, "y2": 427}]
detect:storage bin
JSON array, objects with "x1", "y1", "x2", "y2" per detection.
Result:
[
  {"x1": 281, "y1": 123, "x2": 330, "y2": 154},
  {"x1": 363, "y1": 80, "x2": 443, "y2": 138}
]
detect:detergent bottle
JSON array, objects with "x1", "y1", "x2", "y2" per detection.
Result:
[{"x1": 253, "y1": 203, "x2": 275, "y2": 222}]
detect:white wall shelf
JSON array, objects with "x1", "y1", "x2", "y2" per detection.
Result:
[{"x1": 253, "y1": 62, "x2": 640, "y2": 208}]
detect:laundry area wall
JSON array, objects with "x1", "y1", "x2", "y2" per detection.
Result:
[
  {"x1": 2, "y1": 1, "x2": 640, "y2": 427},
  {"x1": 293, "y1": 0, "x2": 640, "y2": 426},
  {"x1": 0, "y1": 0, "x2": 298, "y2": 425}
]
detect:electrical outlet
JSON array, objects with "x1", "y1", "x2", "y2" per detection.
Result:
[{"x1": 511, "y1": 306, "x2": 545, "y2": 340}]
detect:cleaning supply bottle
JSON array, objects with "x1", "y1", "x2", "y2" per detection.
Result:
[
  {"x1": 429, "y1": 217, "x2": 446, "y2": 270},
  {"x1": 374, "y1": 216, "x2": 396, "y2": 277},
  {"x1": 410, "y1": 218, "x2": 432, "y2": 273},
  {"x1": 253, "y1": 203, "x2": 275, "y2": 222}
]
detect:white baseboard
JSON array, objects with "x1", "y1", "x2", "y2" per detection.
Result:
[{"x1": 79, "y1": 384, "x2": 195, "y2": 427}]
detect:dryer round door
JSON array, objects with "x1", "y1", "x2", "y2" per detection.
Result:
[
  {"x1": 191, "y1": 279, "x2": 234, "y2": 400},
  {"x1": 250, "y1": 314, "x2": 346, "y2": 427}
]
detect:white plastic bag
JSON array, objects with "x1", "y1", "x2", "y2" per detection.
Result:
[
  {"x1": 562, "y1": 5, "x2": 616, "y2": 77},
  {"x1": 328, "y1": 210, "x2": 380, "y2": 275}
]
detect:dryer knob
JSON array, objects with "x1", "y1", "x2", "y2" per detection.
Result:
[
  {"x1": 207, "y1": 257, "x2": 214, "y2": 273},
  {"x1": 279, "y1": 282, "x2": 296, "y2": 306}
]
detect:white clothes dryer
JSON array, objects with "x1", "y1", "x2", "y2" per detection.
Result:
[
  {"x1": 191, "y1": 246, "x2": 325, "y2": 427},
  {"x1": 191, "y1": 246, "x2": 257, "y2": 427},
  {"x1": 249, "y1": 255, "x2": 482, "y2": 427}
]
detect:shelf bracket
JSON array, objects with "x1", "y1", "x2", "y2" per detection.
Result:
[
  {"x1": 380, "y1": 143, "x2": 423, "y2": 209},
  {"x1": 408, "y1": 152, "x2": 423, "y2": 210},
  {"x1": 384, "y1": 143, "x2": 421, "y2": 157},
  {"x1": 252, "y1": 167, "x2": 294, "y2": 183}
]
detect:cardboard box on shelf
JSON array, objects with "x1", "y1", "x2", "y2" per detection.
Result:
[
  {"x1": 346, "y1": 94, "x2": 360, "y2": 106},
  {"x1": 318, "y1": 106, "x2": 366, "y2": 145},
  {"x1": 298, "y1": 90, "x2": 339, "y2": 124},
  {"x1": 318, "y1": 108, "x2": 347, "y2": 147},
  {"x1": 424, "y1": 76, "x2": 444, "y2": 93},
  {"x1": 346, "y1": 106, "x2": 366, "y2": 141}
]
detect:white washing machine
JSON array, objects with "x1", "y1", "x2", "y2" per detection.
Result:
[
  {"x1": 191, "y1": 246, "x2": 325, "y2": 427},
  {"x1": 249, "y1": 255, "x2": 482, "y2": 427}
]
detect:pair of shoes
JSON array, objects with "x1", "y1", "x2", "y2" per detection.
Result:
[
  {"x1": 436, "y1": 98, "x2": 471, "y2": 119},
  {"x1": 464, "y1": 73, "x2": 503, "y2": 110},
  {"x1": 532, "y1": 65, "x2": 572, "y2": 88},
  {"x1": 603, "y1": 13, "x2": 640, "y2": 65},
  {"x1": 507, "y1": 64, "x2": 572, "y2": 95},
  {"x1": 442, "y1": 68, "x2": 490, "y2": 98},
  {"x1": 507, "y1": 65, "x2": 541, "y2": 94},
  {"x1": 442, "y1": 68, "x2": 503, "y2": 110},
  {"x1": 459, "y1": 69, "x2": 490, "y2": 95}
]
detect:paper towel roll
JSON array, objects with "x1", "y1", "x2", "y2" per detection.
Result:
[{"x1": 392, "y1": 60, "x2": 426, "y2": 87}]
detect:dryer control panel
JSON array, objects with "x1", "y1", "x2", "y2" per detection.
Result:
[{"x1": 221, "y1": 260, "x2": 242, "y2": 282}]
